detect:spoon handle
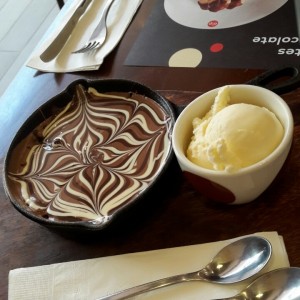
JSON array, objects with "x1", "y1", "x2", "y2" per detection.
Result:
[
  {"x1": 96, "y1": 271, "x2": 199, "y2": 300},
  {"x1": 213, "y1": 296, "x2": 245, "y2": 300}
]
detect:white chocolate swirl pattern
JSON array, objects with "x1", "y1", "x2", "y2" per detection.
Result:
[{"x1": 7, "y1": 85, "x2": 172, "y2": 224}]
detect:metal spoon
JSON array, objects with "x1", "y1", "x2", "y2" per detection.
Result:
[
  {"x1": 96, "y1": 236, "x2": 272, "y2": 300},
  {"x1": 215, "y1": 267, "x2": 300, "y2": 300}
]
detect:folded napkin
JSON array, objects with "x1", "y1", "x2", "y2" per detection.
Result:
[
  {"x1": 9, "y1": 232, "x2": 289, "y2": 300},
  {"x1": 26, "y1": 0, "x2": 143, "y2": 73}
]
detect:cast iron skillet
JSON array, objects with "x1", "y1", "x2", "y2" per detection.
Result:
[{"x1": 3, "y1": 79, "x2": 176, "y2": 231}]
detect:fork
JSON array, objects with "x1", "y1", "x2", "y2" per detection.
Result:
[{"x1": 72, "y1": 0, "x2": 115, "y2": 54}]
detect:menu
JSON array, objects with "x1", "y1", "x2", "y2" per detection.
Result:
[{"x1": 125, "y1": 0, "x2": 300, "y2": 69}]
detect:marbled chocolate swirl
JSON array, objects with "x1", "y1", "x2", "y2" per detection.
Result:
[{"x1": 7, "y1": 85, "x2": 172, "y2": 224}]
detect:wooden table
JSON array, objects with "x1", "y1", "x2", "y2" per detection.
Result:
[{"x1": 1, "y1": 1, "x2": 300, "y2": 298}]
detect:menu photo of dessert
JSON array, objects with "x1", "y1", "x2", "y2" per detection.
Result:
[
  {"x1": 164, "y1": 0, "x2": 288, "y2": 29},
  {"x1": 198, "y1": 0, "x2": 244, "y2": 12}
]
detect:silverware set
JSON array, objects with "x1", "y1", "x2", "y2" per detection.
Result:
[
  {"x1": 95, "y1": 237, "x2": 300, "y2": 300},
  {"x1": 40, "y1": 0, "x2": 115, "y2": 62},
  {"x1": 97, "y1": 237, "x2": 273, "y2": 300}
]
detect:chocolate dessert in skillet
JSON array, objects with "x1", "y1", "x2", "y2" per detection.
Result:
[{"x1": 6, "y1": 84, "x2": 173, "y2": 226}]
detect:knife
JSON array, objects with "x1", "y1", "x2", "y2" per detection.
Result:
[
  {"x1": 40, "y1": 0, "x2": 93, "y2": 63},
  {"x1": 295, "y1": 0, "x2": 300, "y2": 39}
]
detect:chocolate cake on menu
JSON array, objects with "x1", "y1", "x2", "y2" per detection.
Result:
[
  {"x1": 198, "y1": 0, "x2": 244, "y2": 12},
  {"x1": 6, "y1": 84, "x2": 172, "y2": 225}
]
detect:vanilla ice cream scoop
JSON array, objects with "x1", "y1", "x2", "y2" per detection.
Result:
[{"x1": 187, "y1": 86, "x2": 284, "y2": 172}]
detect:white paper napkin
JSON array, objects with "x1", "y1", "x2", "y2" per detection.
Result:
[
  {"x1": 26, "y1": 0, "x2": 143, "y2": 73},
  {"x1": 9, "y1": 232, "x2": 289, "y2": 300}
]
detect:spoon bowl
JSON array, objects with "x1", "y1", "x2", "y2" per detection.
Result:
[
  {"x1": 97, "y1": 236, "x2": 272, "y2": 300},
  {"x1": 219, "y1": 267, "x2": 300, "y2": 300},
  {"x1": 198, "y1": 236, "x2": 272, "y2": 283}
]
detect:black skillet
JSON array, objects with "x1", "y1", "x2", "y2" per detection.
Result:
[{"x1": 3, "y1": 79, "x2": 176, "y2": 231}]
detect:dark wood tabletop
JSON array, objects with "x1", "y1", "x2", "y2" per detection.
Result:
[{"x1": 1, "y1": 1, "x2": 300, "y2": 299}]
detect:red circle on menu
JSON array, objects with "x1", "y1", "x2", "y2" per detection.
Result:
[
  {"x1": 210, "y1": 43, "x2": 224, "y2": 52},
  {"x1": 208, "y1": 20, "x2": 218, "y2": 27}
]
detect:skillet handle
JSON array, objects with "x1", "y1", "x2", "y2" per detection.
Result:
[
  {"x1": 247, "y1": 66, "x2": 300, "y2": 95},
  {"x1": 172, "y1": 66, "x2": 300, "y2": 117}
]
